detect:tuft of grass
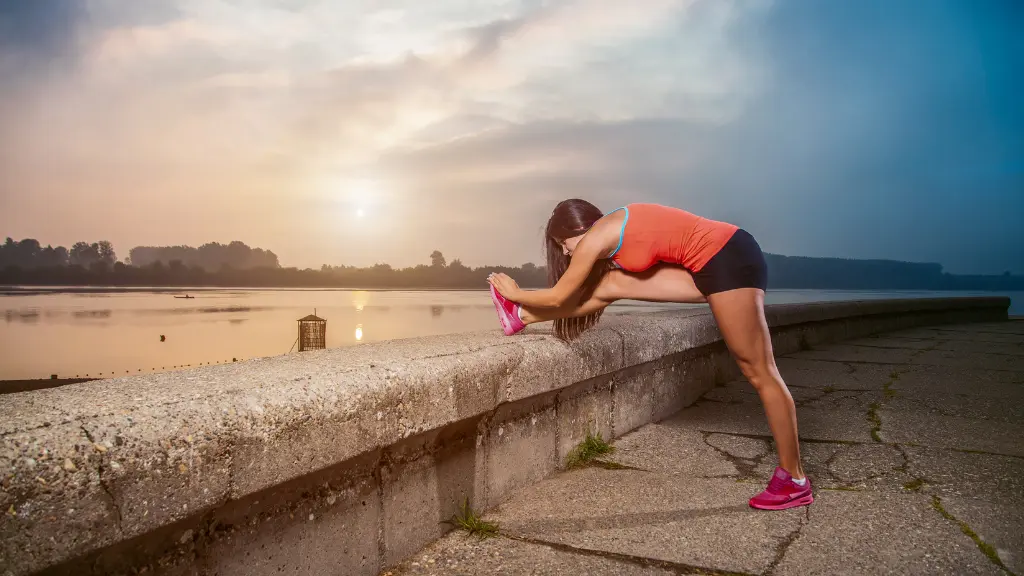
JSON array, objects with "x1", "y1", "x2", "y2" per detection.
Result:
[
  {"x1": 867, "y1": 402, "x2": 883, "y2": 443},
  {"x1": 931, "y1": 496, "x2": 1010, "y2": 572},
  {"x1": 903, "y1": 478, "x2": 926, "y2": 492},
  {"x1": 883, "y1": 370, "x2": 900, "y2": 399},
  {"x1": 565, "y1": 431, "x2": 615, "y2": 469},
  {"x1": 443, "y1": 498, "x2": 498, "y2": 539}
]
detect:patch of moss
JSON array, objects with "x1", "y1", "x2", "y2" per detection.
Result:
[
  {"x1": 882, "y1": 370, "x2": 901, "y2": 399},
  {"x1": 822, "y1": 386, "x2": 835, "y2": 393},
  {"x1": 565, "y1": 431, "x2": 615, "y2": 469},
  {"x1": 867, "y1": 402, "x2": 883, "y2": 443},
  {"x1": 902, "y1": 478, "x2": 926, "y2": 492},
  {"x1": 444, "y1": 498, "x2": 498, "y2": 539},
  {"x1": 931, "y1": 496, "x2": 1010, "y2": 573}
]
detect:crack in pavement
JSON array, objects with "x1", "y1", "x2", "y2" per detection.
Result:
[
  {"x1": 822, "y1": 444, "x2": 847, "y2": 482},
  {"x1": 892, "y1": 440, "x2": 933, "y2": 491},
  {"x1": 696, "y1": 430, "x2": 858, "y2": 447},
  {"x1": 930, "y1": 495, "x2": 1017, "y2": 576},
  {"x1": 787, "y1": 355, "x2": 1024, "y2": 373},
  {"x1": 80, "y1": 424, "x2": 123, "y2": 530},
  {"x1": 796, "y1": 388, "x2": 870, "y2": 409},
  {"x1": 951, "y1": 448, "x2": 1024, "y2": 460},
  {"x1": 854, "y1": 341, "x2": 1021, "y2": 570},
  {"x1": 764, "y1": 512, "x2": 808, "y2": 576},
  {"x1": 791, "y1": 358, "x2": 905, "y2": 366},
  {"x1": 586, "y1": 458, "x2": 649, "y2": 472},
  {"x1": 701, "y1": 431, "x2": 769, "y2": 480},
  {"x1": 499, "y1": 532, "x2": 757, "y2": 576},
  {"x1": 866, "y1": 342, "x2": 941, "y2": 444},
  {"x1": 842, "y1": 343, "x2": 935, "y2": 352},
  {"x1": 497, "y1": 504, "x2": 751, "y2": 536}
]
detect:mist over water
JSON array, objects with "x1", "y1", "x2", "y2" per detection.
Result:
[{"x1": 1, "y1": 288, "x2": 1020, "y2": 381}]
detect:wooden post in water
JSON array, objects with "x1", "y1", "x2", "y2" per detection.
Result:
[{"x1": 297, "y1": 311, "x2": 327, "y2": 352}]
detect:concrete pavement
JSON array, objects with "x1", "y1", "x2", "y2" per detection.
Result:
[{"x1": 388, "y1": 320, "x2": 1024, "y2": 575}]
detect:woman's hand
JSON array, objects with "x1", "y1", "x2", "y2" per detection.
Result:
[{"x1": 488, "y1": 272, "x2": 522, "y2": 301}]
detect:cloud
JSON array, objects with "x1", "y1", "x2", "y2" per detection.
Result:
[
  {"x1": 0, "y1": 0, "x2": 1019, "y2": 274},
  {"x1": 3, "y1": 0, "x2": 763, "y2": 166}
]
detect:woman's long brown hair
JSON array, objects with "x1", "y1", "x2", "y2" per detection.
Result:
[{"x1": 544, "y1": 199, "x2": 613, "y2": 341}]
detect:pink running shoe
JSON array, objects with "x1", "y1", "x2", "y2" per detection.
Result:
[
  {"x1": 489, "y1": 283, "x2": 525, "y2": 336},
  {"x1": 749, "y1": 467, "x2": 813, "y2": 510}
]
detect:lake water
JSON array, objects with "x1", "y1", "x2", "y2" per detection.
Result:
[{"x1": 1, "y1": 288, "x2": 1020, "y2": 381}]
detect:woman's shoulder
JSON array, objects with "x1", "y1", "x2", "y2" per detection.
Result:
[
  {"x1": 583, "y1": 208, "x2": 626, "y2": 245},
  {"x1": 608, "y1": 203, "x2": 669, "y2": 218}
]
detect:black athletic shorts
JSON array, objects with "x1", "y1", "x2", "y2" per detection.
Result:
[{"x1": 691, "y1": 229, "x2": 768, "y2": 297}]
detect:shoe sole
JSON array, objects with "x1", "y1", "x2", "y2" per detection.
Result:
[
  {"x1": 749, "y1": 492, "x2": 814, "y2": 511},
  {"x1": 489, "y1": 285, "x2": 515, "y2": 336}
]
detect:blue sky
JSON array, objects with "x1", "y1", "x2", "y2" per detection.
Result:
[{"x1": 0, "y1": 0, "x2": 1021, "y2": 274}]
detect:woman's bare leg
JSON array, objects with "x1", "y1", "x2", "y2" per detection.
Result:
[
  {"x1": 707, "y1": 287, "x2": 804, "y2": 479},
  {"x1": 520, "y1": 264, "x2": 706, "y2": 324},
  {"x1": 520, "y1": 293, "x2": 612, "y2": 323}
]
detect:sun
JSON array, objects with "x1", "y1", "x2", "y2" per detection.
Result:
[
  {"x1": 328, "y1": 177, "x2": 392, "y2": 224},
  {"x1": 347, "y1": 179, "x2": 378, "y2": 219}
]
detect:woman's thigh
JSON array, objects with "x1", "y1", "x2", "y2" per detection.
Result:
[{"x1": 595, "y1": 264, "x2": 707, "y2": 304}]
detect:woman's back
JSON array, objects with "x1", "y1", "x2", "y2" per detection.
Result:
[{"x1": 609, "y1": 203, "x2": 738, "y2": 273}]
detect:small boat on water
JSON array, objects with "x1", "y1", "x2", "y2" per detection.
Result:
[{"x1": 174, "y1": 294, "x2": 195, "y2": 299}]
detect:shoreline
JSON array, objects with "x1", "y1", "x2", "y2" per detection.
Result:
[
  {"x1": 3, "y1": 314, "x2": 1019, "y2": 392},
  {"x1": 0, "y1": 286, "x2": 503, "y2": 296},
  {"x1": 3, "y1": 285, "x2": 1022, "y2": 296},
  {"x1": 0, "y1": 377, "x2": 98, "y2": 395}
]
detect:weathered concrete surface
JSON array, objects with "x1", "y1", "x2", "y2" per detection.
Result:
[
  {"x1": 0, "y1": 297, "x2": 1012, "y2": 576},
  {"x1": 399, "y1": 319, "x2": 1024, "y2": 575},
  {"x1": 385, "y1": 533, "x2": 687, "y2": 575}
]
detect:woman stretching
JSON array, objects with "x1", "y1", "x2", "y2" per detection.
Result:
[{"x1": 487, "y1": 199, "x2": 812, "y2": 511}]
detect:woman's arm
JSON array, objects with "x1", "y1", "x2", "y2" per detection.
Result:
[{"x1": 490, "y1": 229, "x2": 609, "y2": 308}]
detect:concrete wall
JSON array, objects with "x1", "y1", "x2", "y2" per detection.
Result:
[{"x1": 0, "y1": 297, "x2": 1009, "y2": 576}]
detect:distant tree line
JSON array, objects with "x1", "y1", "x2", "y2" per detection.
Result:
[
  {"x1": 0, "y1": 238, "x2": 116, "y2": 270},
  {"x1": 764, "y1": 254, "x2": 1023, "y2": 291},
  {"x1": 128, "y1": 241, "x2": 279, "y2": 271},
  {"x1": 1, "y1": 237, "x2": 1021, "y2": 291},
  {"x1": 0, "y1": 239, "x2": 548, "y2": 288}
]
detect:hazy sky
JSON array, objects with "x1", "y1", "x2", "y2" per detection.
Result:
[{"x1": 1, "y1": 0, "x2": 1021, "y2": 274}]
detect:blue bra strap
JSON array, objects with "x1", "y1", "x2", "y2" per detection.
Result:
[{"x1": 605, "y1": 206, "x2": 629, "y2": 257}]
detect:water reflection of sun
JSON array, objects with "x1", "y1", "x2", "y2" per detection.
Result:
[
  {"x1": 352, "y1": 290, "x2": 369, "y2": 313},
  {"x1": 355, "y1": 324, "x2": 363, "y2": 341}
]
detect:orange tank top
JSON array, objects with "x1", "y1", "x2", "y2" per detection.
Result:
[{"x1": 607, "y1": 203, "x2": 738, "y2": 273}]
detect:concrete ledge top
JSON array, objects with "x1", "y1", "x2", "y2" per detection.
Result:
[{"x1": 0, "y1": 296, "x2": 1010, "y2": 573}]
